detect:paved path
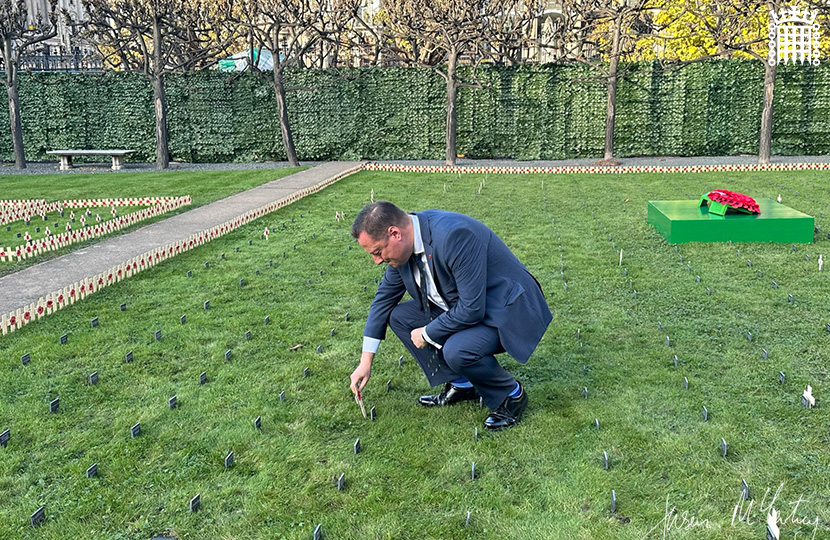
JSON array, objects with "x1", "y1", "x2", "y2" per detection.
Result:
[
  {"x1": 0, "y1": 161, "x2": 361, "y2": 316},
  {"x1": 3, "y1": 154, "x2": 829, "y2": 317}
]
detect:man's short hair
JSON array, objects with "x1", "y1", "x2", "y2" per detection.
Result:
[{"x1": 351, "y1": 201, "x2": 409, "y2": 240}]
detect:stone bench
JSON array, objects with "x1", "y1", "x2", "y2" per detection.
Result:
[{"x1": 46, "y1": 150, "x2": 135, "y2": 171}]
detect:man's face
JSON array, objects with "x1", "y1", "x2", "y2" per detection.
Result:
[{"x1": 358, "y1": 226, "x2": 409, "y2": 267}]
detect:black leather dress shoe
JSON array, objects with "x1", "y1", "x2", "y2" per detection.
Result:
[
  {"x1": 484, "y1": 382, "x2": 528, "y2": 430},
  {"x1": 418, "y1": 383, "x2": 479, "y2": 407}
]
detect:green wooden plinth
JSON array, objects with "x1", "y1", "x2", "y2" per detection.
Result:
[{"x1": 648, "y1": 199, "x2": 814, "y2": 244}]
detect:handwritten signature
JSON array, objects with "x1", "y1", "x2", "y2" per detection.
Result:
[
  {"x1": 640, "y1": 494, "x2": 711, "y2": 539},
  {"x1": 641, "y1": 483, "x2": 821, "y2": 539},
  {"x1": 732, "y1": 482, "x2": 820, "y2": 540}
]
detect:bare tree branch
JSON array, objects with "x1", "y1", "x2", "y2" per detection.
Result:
[
  {"x1": 1, "y1": 0, "x2": 66, "y2": 168},
  {"x1": 379, "y1": 0, "x2": 545, "y2": 165},
  {"x1": 225, "y1": 0, "x2": 359, "y2": 166},
  {"x1": 81, "y1": 0, "x2": 239, "y2": 168}
]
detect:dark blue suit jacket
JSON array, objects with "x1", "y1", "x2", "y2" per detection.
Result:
[{"x1": 364, "y1": 210, "x2": 552, "y2": 363}]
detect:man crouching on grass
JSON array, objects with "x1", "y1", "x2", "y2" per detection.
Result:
[{"x1": 349, "y1": 201, "x2": 551, "y2": 430}]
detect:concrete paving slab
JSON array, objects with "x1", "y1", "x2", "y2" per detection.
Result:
[{"x1": 0, "y1": 162, "x2": 362, "y2": 316}]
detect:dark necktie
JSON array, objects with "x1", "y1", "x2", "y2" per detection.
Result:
[
  {"x1": 413, "y1": 254, "x2": 440, "y2": 376},
  {"x1": 413, "y1": 254, "x2": 432, "y2": 319}
]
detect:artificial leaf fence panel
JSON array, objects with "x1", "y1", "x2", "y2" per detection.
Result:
[
  {"x1": 1, "y1": 61, "x2": 829, "y2": 164},
  {"x1": 774, "y1": 65, "x2": 830, "y2": 155},
  {"x1": 85, "y1": 73, "x2": 154, "y2": 158},
  {"x1": 346, "y1": 67, "x2": 446, "y2": 160},
  {"x1": 227, "y1": 72, "x2": 284, "y2": 162}
]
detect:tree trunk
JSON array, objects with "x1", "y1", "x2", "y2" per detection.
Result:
[
  {"x1": 445, "y1": 48, "x2": 459, "y2": 167},
  {"x1": 759, "y1": 1, "x2": 780, "y2": 165},
  {"x1": 273, "y1": 68, "x2": 299, "y2": 167},
  {"x1": 758, "y1": 60, "x2": 777, "y2": 164},
  {"x1": 152, "y1": 75, "x2": 170, "y2": 169},
  {"x1": 249, "y1": 27, "x2": 256, "y2": 70},
  {"x1": 603, "y1": 17, "x2": 621, "y2": 163},
  {"x1": 7, "y1": 78, "x2": 26, "y2": 169},
  {"x1": 151, "y1": 17, "x2": 170, "y2": 169},
  {"x1": 374, "y1": 30, "x2": 383, "y2": 65}
]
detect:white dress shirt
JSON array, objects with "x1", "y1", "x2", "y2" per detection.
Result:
[{"x1": 362, "y1": 215, "x2": 448, "y2": 353}]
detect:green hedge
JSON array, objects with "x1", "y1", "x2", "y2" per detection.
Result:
[{"x1": 1, "y1": 60, "x2": 828, "y2": 163}]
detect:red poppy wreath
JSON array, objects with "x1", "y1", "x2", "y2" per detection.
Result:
[{"x1": 699, "y1": 189, "x2": 760, "y2": 215}]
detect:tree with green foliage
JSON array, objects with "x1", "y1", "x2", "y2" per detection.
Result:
[
  {"x1": 81, "y1": 0, "x2": 237, "y2": 169},
  {"x1": 1, "y1": 0, "x2": 64, "y2": 169},
  {"x1": 381, "y1": 0, "x2": 544, "y2": 166}
]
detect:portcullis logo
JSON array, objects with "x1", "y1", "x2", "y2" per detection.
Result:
[{"x1": 768, "y1": 6, "x2": 820, "y2": 66}]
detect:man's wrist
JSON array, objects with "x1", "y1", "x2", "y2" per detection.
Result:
[
  {"x1": 362, "y1": 336, "x2": 381, "y2": 354},
  {"x1": 421, "y1": 327, "x2": 442, "y2": 350}
]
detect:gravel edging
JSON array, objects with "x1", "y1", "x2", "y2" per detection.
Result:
[
  {"x1": 3, "y1": 155, "x2": 830, "y2": 175},
  {"x1": 0, "y1": 161, "x2": 322, "y2": 175}
]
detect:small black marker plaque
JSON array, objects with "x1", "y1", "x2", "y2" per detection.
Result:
[{"x1": 30, "y1": 506, "x2": 45, "y2": 527}]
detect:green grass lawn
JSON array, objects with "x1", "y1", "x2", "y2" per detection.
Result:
[
  {"x1": 0, "y1": 169, "x2": 829, "y2": 540},
  {"x1": 0, "y1": 208, "x2": 131, "y2": 251},
  {"x1": 0, "y1": 168, "x2": 305, "y2": 277}
]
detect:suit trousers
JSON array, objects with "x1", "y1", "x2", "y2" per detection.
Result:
[{"x1": 388, "y1": 300, "x2": 517, "y2": 410}]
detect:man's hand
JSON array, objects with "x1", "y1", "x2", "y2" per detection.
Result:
[
  {"x1": 411, "y1": 327, "x2": 427, "y2": 349},
  {"x1": 350, "y1": 352, "x2": 374, "y2": 394}
]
